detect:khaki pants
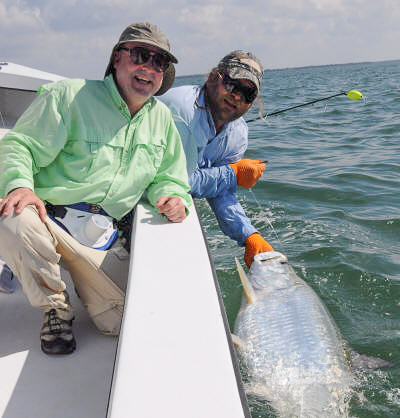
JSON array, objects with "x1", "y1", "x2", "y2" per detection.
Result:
[{"x1": 0, "y1": 205, "x2": 130, "y2": 335}]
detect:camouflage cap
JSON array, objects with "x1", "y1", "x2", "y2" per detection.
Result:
[
  {"x1": 105, "y1": 22, "x2": 178, "y2": 96},
  {"x1": 217, "y1": 50, "x2": 263, "y2": 92}
]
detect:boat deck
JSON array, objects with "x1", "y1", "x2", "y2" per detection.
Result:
[{"x1": 0, "y1": 270, "x2": 118, "y2": 417}]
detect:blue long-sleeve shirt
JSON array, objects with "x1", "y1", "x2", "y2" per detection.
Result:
[{"x1": 160, "y1": 85, "x2": 258, "y2": 245}]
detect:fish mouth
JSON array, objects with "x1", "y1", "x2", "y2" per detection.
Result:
[
  {"x1": 260, "y1": 256, "x2": 282, "y2": 265},
  {"x1": 253, "y1": 251, "x2": 288, "y2": 265}
]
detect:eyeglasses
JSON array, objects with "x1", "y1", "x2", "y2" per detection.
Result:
[
  {"x1": 218, "y1": 72, "x2": 258, "y2": 104},
  {"x1": 118, "y1": 46, "x2": 171, "y2": 73}
]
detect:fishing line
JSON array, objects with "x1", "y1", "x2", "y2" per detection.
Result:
[
  {"x1": 244, "y1": 90, "x2": 363, "y2": 250},
  {"x1": 248, "y1": 160, "x2": 282, "y2": 245},
  {"x1": 248, "y1": 187, "x2": 282, "y2": 247},
  {"x1": 244, "y1": 90, "x2": 363, "y2": 247}
]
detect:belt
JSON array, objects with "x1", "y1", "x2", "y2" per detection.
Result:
[{"x1": 46, "y1": 202, "x2": 110, "y2": 219}]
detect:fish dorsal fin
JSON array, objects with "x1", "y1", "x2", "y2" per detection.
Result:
[
  {"x1": 350, "y1": 350, "x2": 396, "y2": 370},
  {"x1": 235, "y1": 257, "x2": 257, "y2": 304}
]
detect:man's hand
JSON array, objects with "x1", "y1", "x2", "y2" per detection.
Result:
[
  {"x1": 244, "y1": 233, "x2": 274, "y2": 268},
  {"x1": 229, "y1": 159, "x2": 266, "y2": 188},
  {"x1": 0, "y1": 187, "x2": 47, "y2": 222},
  {"x1": 156, "y1": 196, "x2": 187, "y2": 223}
]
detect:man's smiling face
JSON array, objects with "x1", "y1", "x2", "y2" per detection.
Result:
[{"x1": 112, "y1": 42, "x2": 164, "y2": 114}]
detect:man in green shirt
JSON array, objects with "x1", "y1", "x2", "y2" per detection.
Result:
[{"x1": 0, "y1": 22, "x2": 191, "y2": 355}]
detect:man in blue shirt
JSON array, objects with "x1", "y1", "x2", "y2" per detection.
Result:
[{"x1": 160, "y1": 51, "x2": 273, "y2": 267}]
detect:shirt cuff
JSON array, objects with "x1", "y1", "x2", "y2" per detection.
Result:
[{"x1": 5, "y1": 179, "x2": 34, "y2": 196}]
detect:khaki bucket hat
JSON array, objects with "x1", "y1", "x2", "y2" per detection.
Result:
[{"x1": 105, "y1": 22, "x2": 178, "y2": 96}]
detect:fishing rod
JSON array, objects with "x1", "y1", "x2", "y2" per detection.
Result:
[{"x1": 246, "y1": 89, "x2": 363, "y2": 123}]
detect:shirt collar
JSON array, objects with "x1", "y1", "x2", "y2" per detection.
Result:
[{"x1": 197, "y1": 87, "x2": 217, "y2": 135}]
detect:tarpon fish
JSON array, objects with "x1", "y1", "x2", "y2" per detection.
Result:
[{"x1": 233, "y1": 251, "x2": 355, "y2": 417}]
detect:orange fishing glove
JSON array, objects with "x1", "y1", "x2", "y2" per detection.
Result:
[
  {"x1": 244, "y1": 233, "x2": 274, "y2": 268},
  {"x1": 229, "y1": 159, "x2": 266, "y2": 188}
]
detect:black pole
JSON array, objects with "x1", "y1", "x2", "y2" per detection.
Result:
[{"x1": 246, "y1": 92, "x2": 347, "y2": 123}]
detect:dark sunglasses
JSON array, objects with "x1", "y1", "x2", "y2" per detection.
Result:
[
  {"x1": 218, "y1": 72, "x2": 258, "y2": 103},
  {"x1": 118, "y1": 46, "x2": 171, "y2": 73}
]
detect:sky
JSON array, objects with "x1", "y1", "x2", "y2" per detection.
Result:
[{"x1": 1, "y1": 0, "x2": 399, "y2": 79}]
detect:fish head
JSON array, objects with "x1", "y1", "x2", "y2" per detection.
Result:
[{"x1": 249, "y1": 251, "x2": 292, "y2": 291}]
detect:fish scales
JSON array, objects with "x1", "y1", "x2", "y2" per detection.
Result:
[{"x1": 234, "y1": 252, "x2": 353, "y2": 417}]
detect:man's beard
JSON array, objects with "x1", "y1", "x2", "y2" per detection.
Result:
[{"x1": 206, "y1": 87, "x2": 244, "y2": 127}]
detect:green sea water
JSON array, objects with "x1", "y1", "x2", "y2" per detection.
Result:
[{"x1": 175, "y1": 59, "x2": 400, "y2": 417}]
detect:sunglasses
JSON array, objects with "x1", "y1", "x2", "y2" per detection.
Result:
[
  {"x1": 119, "y1": 46, "x2": 171, "y2": 73},
  {"x1": 218, "y1": 72, "x2": 258, "y2": 103}
]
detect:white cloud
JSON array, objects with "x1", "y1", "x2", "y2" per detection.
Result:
[
  {"x1": 0, "y1": 0, "x2": 43, "y2": 29},
  {"x1": 1, "y1": 0, "x2": 399, "y2": 78},
  {"x1": 178, "y1": 4, "x2": 226, "y2": 25}
]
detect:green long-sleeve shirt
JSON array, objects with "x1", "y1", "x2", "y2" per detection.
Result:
[{"x1": 0, "y1": 75, "x2": 191, "y2": 220}]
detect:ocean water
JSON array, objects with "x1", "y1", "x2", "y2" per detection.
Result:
[{"x1": 174, "y1": 59, "x2": 400, "y2": 417}]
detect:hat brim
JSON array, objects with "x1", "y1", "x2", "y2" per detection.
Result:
[
  {"x1": 155, "y1": 63, "x2": 175, "y2": 96},
  {"x1": 120, "y1": 39, "x2": 178, "y2": 63}
]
